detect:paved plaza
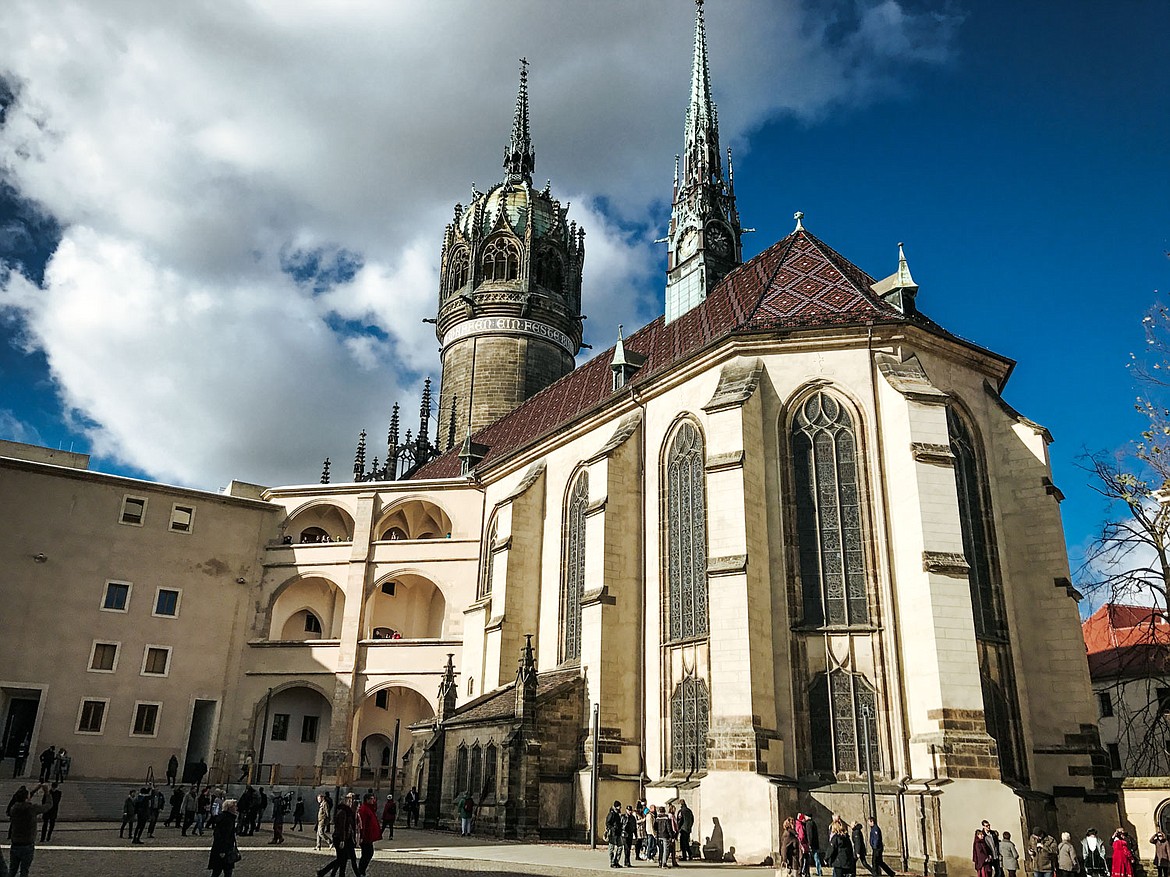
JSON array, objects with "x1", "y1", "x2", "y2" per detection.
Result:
[{"x1": 17, "y1": 823, "x2": 780, "y2": 876}]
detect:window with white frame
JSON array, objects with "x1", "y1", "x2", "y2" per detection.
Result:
[
  {"x1": 120, "y1": 495, "x2": 147, "y2": 526},
  {"x1": 153, "y1": 588, "x2": 181, "y2": 618},
  {"x1": 169, "y1": 503, "x2": 195, "y2": 533},
  {"x1": 76, "y1": 699, "x2": 109, "y2": 734},
  {"x1": 131, "y1": 702, "x2": 161, "y2": 737},
  {"x1": 101, "y1": 581, "x2": 132, "y2": 612},
  {"x1": 88, "y1": 641, "x2": 120, "y2": 673},
  {"x1": 141, "y1": 645, "x2": 171, "y2": 677}
]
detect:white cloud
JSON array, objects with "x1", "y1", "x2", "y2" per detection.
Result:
[
  {"x1": 0, "y1": 0, "x2": 957, "y2": 488},
  {"x1": 0, "y1": 409, "x2": 42, "y2": 446}
]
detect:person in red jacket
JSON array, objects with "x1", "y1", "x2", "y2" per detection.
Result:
[
  {"x1": 380, "y1": 794, "x2": 397, "y2": 840},
  {"x1": 356, "y1": 792, "x2": 382, "y2": 876}
]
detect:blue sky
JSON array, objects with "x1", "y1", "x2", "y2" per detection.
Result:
[{"x1": 0, "y1": 0, "x2": 1167, "y2": 576}]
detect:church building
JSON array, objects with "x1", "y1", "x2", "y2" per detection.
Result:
[{"x1": 0, "y1": 2, "x2": 1115, "y2": 873}]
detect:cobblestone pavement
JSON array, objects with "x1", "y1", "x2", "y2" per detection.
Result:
[{"x1": 19, "y1": 824, "x2": 773, "y2": 876}]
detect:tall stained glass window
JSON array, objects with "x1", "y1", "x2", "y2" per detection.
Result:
[
  {"x1": 478, "y1": 515, "x2": 498, "y2": 600},
  {"x1": 809, "y1": 670, "x2": 879, "y2": 773},
  {"x1": 665, "y1": 422, "x2": 709, "y2": 642},
  {"x1": 561, "y1": 471, "x2": 588, "y2": 662},
  {"x1": 670, "y1": 673, "x2": 709, "y2": 772},
  {"x1": 792, "y1": 393, "x2": 868, "y2": 626}
]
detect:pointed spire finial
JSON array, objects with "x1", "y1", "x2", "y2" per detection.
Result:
[
  {"x1": 689, "y1": 0, "x2": 713, "y2": 126},
  {"x1": 794, "y1": 211, "x2": 805, "y2": 232},
  {"x1": 897, "y1": 241, "x2": 916, "y2": 287},
  {"x1": 503, "y1": 58, "x2": 535, "y2": 183}
]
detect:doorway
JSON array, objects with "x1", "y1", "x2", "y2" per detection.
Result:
[
  {"x1": 182, "y1": 699, "x2": 217, "y2": 783},
  {"x1": 2, "y1": 697, "x2": 40, "y2": 759}
]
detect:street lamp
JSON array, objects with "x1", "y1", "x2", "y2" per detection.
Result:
[{"x1": 860, "y1": 702, "x2": 877, "y2": 823}]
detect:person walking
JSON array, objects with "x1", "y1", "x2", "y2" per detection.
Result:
[
  {"x1": 1111, "y1": 830, "x2": 1134, "y2": 877},
  {"x1": 826, "y1": 819, "x2": 856, "y2": 877},
  {"x1": 975, "y1": 829, "x2": 994, "y2": 877},
  {"x1": 12, "y1": 738, "x2": 29, "y2": 779},
  {"x1": 182, "y1": 786, "x2": 198, "y2": 836},
  {"x1": 52, "y1": 749, "x2": 68, "y2": 784},
  {"x1": 315, "y1": 793, "x2": 331, "y2": 851},
  {"x1": 1030, "y1": 827, "x2": 1058, "y2": 877},
  {"x1": 253, "y1": 787, "x2": 268, "y2": 834},
  {"x1": 677, "y1": 800, "x2": 694, "y2": 861},
  {"x1": 782, "y1": 817, "x2": 801, "y2": 877},
  {"x1": 380, "y1": 795, "x2": 396, "y2": 840},
  {"x1": 605, "y1": 800, "x2": 624, "y2": 868},
  {"x1": 808, "y1": 815, "x2": 824, "y2": 877},
  {"x1": 316, "y1": 792, "x2": 360, "y2": 877},
  {"x1": 165, "y1": 785, "x2": 185, "y2": 828},
  {"x1": 37, "y1": 783, "x2": 61, "y2": 843},
  {"x1": 118, "y1": 788, "x2": 136, "y2": 838},
  {"x1": 655, "y1": 802, "x2": 677, "y2": 869},
  {"x1": 853, "y1": 822, "x2": 868, "y2": 874},
  {"x1": 1001, "y1": 831, "x2": 1021, "y2": 877},
  {"x1": 869, "y1": 817, "x2": 896, "y2": 876},
  {"x1": 456, "y1": 791, "x2": 475, "y2": 836},
  {"x1": 293, "y1": 795, "x2": 305, "y2": 832},
  {"x1": 269, "y1": 793, "x2": 285, "y2": 845},
  {"x1": 622, "y1": 805, "x2": 639, "y2": 868},
  {"x1": 131, "y1": 786, "x2": 151, "y2": 844},
  {"x1": 166, "y1": 754, "x2": 179, "y2": 787},
  {"x1": 1058, "y1": 832, "x2": 1080, "y2": 877},
  {"x1": 207, "y1": 798, "x2": 240, "y2": 877},
  {"x1": 1083, "y1": 830, "x2": 1107, "y2": 877},
  {"x1": 357, "y1": 792, "x2": 382, "y2": 875},
  {"x1": 1151, "y1": 830, "x2": 1170, "y2": 877},
  {"x1": 147, "y1": 785, "x2": 164, "y2": 837},
  {"x1": 634, "y1": 800, "x2": 647, "y2": 861},
  {"x1": 796, "y1": 814, "x2": 811, "y2": 877},
  {"x1": 8, "y1": 782, "x2": 54, "y2": 876}
]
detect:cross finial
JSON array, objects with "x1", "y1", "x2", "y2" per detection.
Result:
[{"x1": 794, "y1": 211, "x2": 805, "y2": 232}]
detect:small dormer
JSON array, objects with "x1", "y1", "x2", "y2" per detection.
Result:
[
  {"x1": 871, "y1": 242, "x2": 919, "y2": 315},
  {"x1": 611, "y1": 325, "x2": 647, "y2": 391}
]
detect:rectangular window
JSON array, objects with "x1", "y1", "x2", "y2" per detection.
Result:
[
  {"x1": 381, "y1": 581, "x2": 396, "y2": 596},
  {"x1": 169, "y1": 504, "x2": 195, "y2": 533},
  {"x1": 1108, "y1": 742, "x2": 1122, "y2": 771},
  {"x1": 154, "y1": 588, "x2": 181, "y2": 618},
  {"x1": 102, "y1": 581, "x2": 132, "y2": 612},
  {"x1": 1098, "y1": 691, "x2": 1114, "y2": 718},
  {"x1": 1159, "y1": 687, "x2": 1170, "y2": 715},
  {"x1": 76, "y1": 699, "x2": 108, "y2": 734},
  {"x1": 141, "y1": 646, "x2": 171, "y2": 676},
  {"x1": 375, "y1": 690, "x2": 388, "y2": 710},
  {"x1": 301, "y1": 715, "x2": 319, "y2": 743},
  {"x1": 131, "y1": 702, "x2": 161, "y2": 737},
  {"x1": 120, "y1": 495, "x2": 147, "y2": 526},
  {"x1": 89, "y1": 641, "x2": 119, "y2": 673},
  {"x1": 271, "y1": 713, "x2": 290, "y2": 741}
]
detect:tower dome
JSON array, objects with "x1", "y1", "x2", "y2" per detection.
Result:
[{"x1": 435, "y1": 61, "x2": 586, "y2": 449}]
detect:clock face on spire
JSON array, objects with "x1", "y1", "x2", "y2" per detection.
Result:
[
  {"x1": 706, "y1": 223, "x2": 731, "y2": 257},
  {"x1": 677, "y1": 228, "x2": 699, "y2": 261}
]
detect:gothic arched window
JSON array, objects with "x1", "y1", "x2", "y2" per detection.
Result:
[
  {"x1": 792, "y1": 392, "x2": 868, "y2": 627},
  {"x1": 484, "y1": 742, "x2": 498, "y2": 798},
  {"x1": 469, "y1": 743, "x2": 483, "y2": 797},
  {"x1": 947, "y1": 409, "x2": 1006, "y2": 639},
  {"x1": 809, "y1": 670, "x2": 879, "y2": 774},
  {"x1": 447, "y1": 247, "x2": 469, "y2": 296},
  {"x1": 478, "y1": 515, "x2": 498, "y2": 600},
  {"x1": 535, "y1": 249, "x2": 563, "y2": 291},
  {"x1": 664, "y1": 421, "x2": 709, "y2": 642},
  {"x1": 948, "y1": 406, "x2": 1027, "y2": 782},
  {"x1": 670, "y1": 673, "x2": 709, "y2": 772},
  {"x1": 482, "y1": 238, "x2": 520, "y2": 282},
  {"x1": 560, "y1": 471, "x2": 588, "y2": 663},
  {"x1": 455, "y1": 744, "x2": 469, "y2": 794}
]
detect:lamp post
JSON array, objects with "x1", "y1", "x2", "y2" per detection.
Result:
[
  {"x1": 390, "y1": 718, "x2": 401, "y2": 796},
  {"x1": 860, "y1": 702, "x2": 877, "y2": 823},
  {"x1": 256, "y1": 687, "x2": 273, "y2": 782}
]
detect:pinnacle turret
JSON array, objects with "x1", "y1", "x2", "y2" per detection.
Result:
[{"x1": 503, "y1": 58, "x2": 535, "y2": 184}]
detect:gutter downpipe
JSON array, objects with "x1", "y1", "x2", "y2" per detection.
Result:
[{"x1": 630, "y1": 384, "x2": 649, "y2": 800}]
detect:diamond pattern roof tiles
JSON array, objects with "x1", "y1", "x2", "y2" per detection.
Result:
[{"x1": 413, "y1": 230, "x2": 904, "y2": 480}]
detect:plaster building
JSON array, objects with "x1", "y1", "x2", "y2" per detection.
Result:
[{"x1": 0, "y1": 2, "x2": 1120, "y2": 873}]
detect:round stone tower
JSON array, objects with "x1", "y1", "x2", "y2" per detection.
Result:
[{"x1": 435, "y1": 61, "x2": 585, "y2": 450}]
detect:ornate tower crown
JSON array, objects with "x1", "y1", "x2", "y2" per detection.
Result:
[
  {"x1": 664, "y1": 0, "x2": 743, "y2": 324},
  {"x1": 435, "y1": 61, "x2": 586, "y2": 448}
]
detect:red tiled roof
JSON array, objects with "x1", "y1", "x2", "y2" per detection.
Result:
[
  {"x1": 413, "y1": 230, "x2": 903, "y2": 480},
  {"x1": 1083, "y1": 603, "x2": 1170, "y2": 679}
]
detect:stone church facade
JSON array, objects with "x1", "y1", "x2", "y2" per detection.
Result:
[{"x1": 0, "y1": 2, "x2": 1116, "y2": 873}]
